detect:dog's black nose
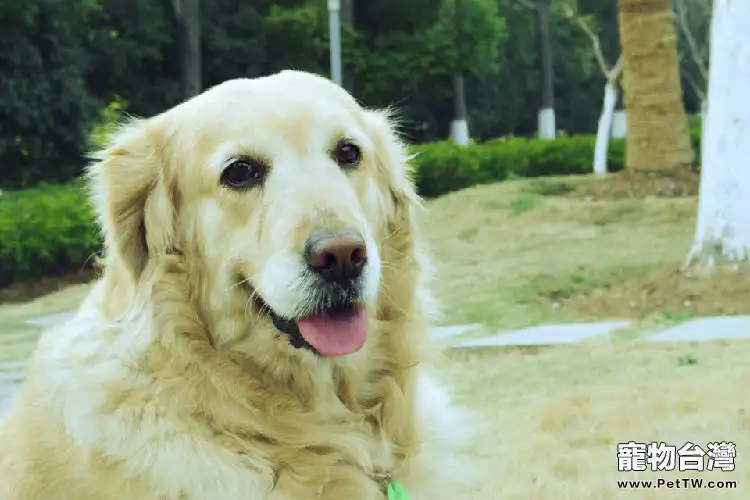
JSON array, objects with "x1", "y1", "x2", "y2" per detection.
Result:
[{"x1": 304, "y1": 229, "x2": 367, "y2": 283}]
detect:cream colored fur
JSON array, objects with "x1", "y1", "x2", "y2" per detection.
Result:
[{"x1": 0, "y1": 70, "x2": 479, "y2": 499}]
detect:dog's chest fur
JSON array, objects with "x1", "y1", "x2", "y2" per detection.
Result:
[
  {"x1": 198, "y1": 401, "x2": 404, "y2": 498},
  {"x1": 22, "y1": 309, "x2": 420, "y2": 500},
  {"x1": 175, "y1": 366, "x2": 411, "y2": 498},
  {"x1": 0, "y1": 308, "x2": 472, "y2": 500}
]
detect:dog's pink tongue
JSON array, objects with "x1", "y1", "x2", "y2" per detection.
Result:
[{"x1": 296, "y1": 305, "x2": 367, "y2": 356}]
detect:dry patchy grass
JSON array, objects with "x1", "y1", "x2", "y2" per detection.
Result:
[
  {"x1": 420, "y1": 175, "x2": 698, "y2": 329},
  {"x1": 420, "y1": 176, "x2": 746, "y2": 498},
  {"x1": 439, "y1": 341, "x2": 747, "y2": 499}
]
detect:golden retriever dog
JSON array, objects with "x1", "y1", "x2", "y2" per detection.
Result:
[{"x1": 0, "y1": 70, "x2": 479, "y2": 499}]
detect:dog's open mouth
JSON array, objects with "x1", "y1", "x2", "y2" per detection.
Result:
[{"x1": 252, "y1": 295, "x2": 368, "y2": 357}]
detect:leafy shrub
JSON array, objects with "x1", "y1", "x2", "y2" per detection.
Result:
[
  {"x1": 607, "y1": 138, "x2": 626, "y2": 171},
  {"x1": 688, "y1": 117, "x2": 702, "y2": 164},
  {"x1": 0, "y1": 181, "x2": 99, "y2": 286},
  {"x1": 409, "y1": 140, "x2": 483, "y2": 198},
  {"x1": 88, "y1": 99, "x2": 127, "y2": 151},
  {"x1": 410, "y1": 133, "x2": 645, "y2": 198},
  {"x1": 521, "y1": 136, "x2": 620, "y2": 177}
]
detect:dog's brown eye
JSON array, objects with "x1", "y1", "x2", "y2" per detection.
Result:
[
  {"x1": 221, "y1": 159, "x2": 266, "y2": 189},
  {"x1": 334, "y1": 142, "x2": 361, "y2": 169}
]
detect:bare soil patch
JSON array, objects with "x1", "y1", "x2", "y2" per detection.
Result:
[
  {"x1": 570, "y1": 169, "x2": 700, "y2": 201},
  {"x1": 560, "y1": 263, "x2": 750, "y2": 319}
]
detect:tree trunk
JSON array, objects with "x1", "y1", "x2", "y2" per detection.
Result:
[
  {"x1": 612, "y1": 88, "x2": 627, "y2": 139},
  {"x1": 594, "y1": 81, "x2": 618, "y2": 175},
  {"x1": 340, "y1": 0, "x2": 354, "y2": 94},
  {"x1": 618, "y1": 0, "x2": 693, "y2": 170},
  {"x1": 173, "y1": 0, "x2": 202, "y2": 98},
  {"x1": 450, "y1": 73, "x2": 470, "y2": 146},
  {"x1": 683, "y1": 0, "x2": 750, "y2": 274},
  {"x1": 327, "y1": 1, "x2": 343, "y2": 86},
  {"x1": 536, "y1": 0, "x2": 555, "y2": 140}
]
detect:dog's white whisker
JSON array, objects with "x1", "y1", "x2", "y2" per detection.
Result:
[
  {"x1": 379, "y1": 261, "x2": 400, "y2": 272},
  {"x1": 226, "y1": 277, "x2": 250, "y2": 292},
  {"x1": 383, "y1": 244, "x2": 411, "y2": 259}
]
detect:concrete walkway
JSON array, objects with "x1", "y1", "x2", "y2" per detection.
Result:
[
  {"x1": 453, "y1": 321, "x2": 630, "y2": 348},
  {"x1": 451, "y1": 316, "x2": 750, "y2": 348},
  {"x1": 2, "y1": 312, "x2": 750, "y2": 416}
]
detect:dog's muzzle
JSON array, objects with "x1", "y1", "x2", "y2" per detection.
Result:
[{"x1": 257, "y1": 228, "x2": 371, "y2": 357}]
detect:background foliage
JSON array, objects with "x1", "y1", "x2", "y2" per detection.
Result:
[
  {"x1": 0, "y1": 0, "x2": 710, "y2": 285},
  {"x1": 0, "y1": 0, "x2": 707, "y2": 190}
]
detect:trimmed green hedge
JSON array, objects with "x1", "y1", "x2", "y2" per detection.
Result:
[
  {"x1": 410, "y1": 123, "x2": 701, "y2": 198},
  {"x1": 0, "y1": 128, "x2": 702, "y2": 285},
  {"x1": 0, "y1": 181, "x2": 99, "y2": 287}
]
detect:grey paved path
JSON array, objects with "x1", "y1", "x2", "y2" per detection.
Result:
[
  {"x1": 0, "y1": 397, "x2": 11, "y2": 416},
  {"x1": 452, "y1": 321, "x2": 630, "y2": 348},
  {"x1": 0, "y1": 381, "x2": 20, "y2": 417},
  {"x1": 23, "y1": 311, "x2": 76, "y2": 328},
  {"x1": 428, "y1": 324, "x2": 481, "y2": 341},
  {"x1": 0, "y1": 360, "x2": 26, "y2": 371},
  {"x1": 649, "y1": 315, "x2": 750, "y2": 342},
  {"x1": 0, "y1": 372, "x2": 23, "y2": 383}
]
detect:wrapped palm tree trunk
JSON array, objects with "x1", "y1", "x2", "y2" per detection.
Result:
[{"x1": 618, "y1": 0, "x2": 693, "y2": 171}]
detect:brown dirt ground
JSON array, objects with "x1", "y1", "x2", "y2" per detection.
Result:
[
  {"x1": 0, "y1": 268, "x2": 98, "y2": 305},
  {"x1": 559, "y1": 263, "x2": 750, "y2": 320},
  {"x1": 570, "y1": 169, "x2": 700, "y2": 201}
]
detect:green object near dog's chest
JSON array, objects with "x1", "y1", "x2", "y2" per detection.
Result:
[{"x1": 387, "y1": 480, "x2": 409, "y2": 499}]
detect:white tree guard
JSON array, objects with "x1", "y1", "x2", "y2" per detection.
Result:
[{"x1": 686, "y1": 0, "x2": 750, "y2": 271}]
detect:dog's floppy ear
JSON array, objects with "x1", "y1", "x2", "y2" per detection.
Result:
[
  {"x1": 87, "y1": 117, "x2": 176, "y2": 284},
  {"x1": 363, "y1": 108, "x2": 422, "y2": 229},
  {"x1": 364, "y1": 108, "x2": 439, "y2": 319}
]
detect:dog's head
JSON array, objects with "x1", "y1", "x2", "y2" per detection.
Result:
[{"x1": 88, "y1": 71, "x2": 421, "y2": 360}]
